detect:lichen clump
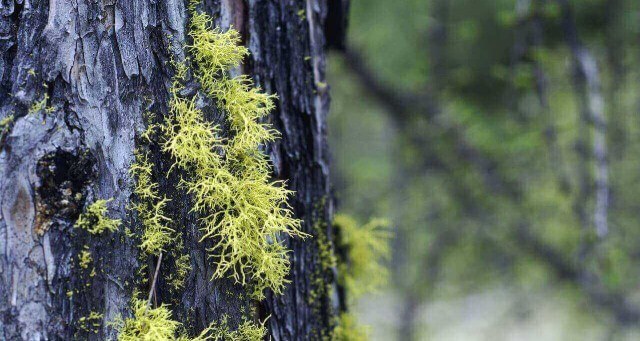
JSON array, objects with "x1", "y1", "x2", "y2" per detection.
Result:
[
  {"x1": 116, "y1": 298, "x2": 182, "y2": 341},
  {"x1": 0, "y1": 115, "x2": 13, "y2": 131},
  {"x1": 162, "y1": 11, "x2": 305, "y2": 299},
  {"x1": 333, "y1": 214, "x2": 390, "y2": 298},
  {"x1": 75, "y1": 199, "x2": 121, "y2": 234},
  {"x1": 197, "y1": 316, "x2": 267, "y2": 341},
  {"x1": 78, "y1": 311, "x2": 104, "y2": 334},
  {"x1": 330, "y1": 215, "x2": 390, "y2": 340},
  {"x1": 333, "y1": 313, "x2": 370, "y2": 341},
  {"x1": 167, "y1": 252, "x2": 191, "y2": 290},
  {"x1": 116, "y1": 298, "x2": 265, "y2": 341},
  {"x1": 130, "y1": 149, "x2": 175, "y2": 255},
  {"x1": 119, "y1": 7, "x2": 307, "y2": 340},
  {"x1": 29, "y1": 90, "x2": 55, "y2": 115},
  {"x1": 78, "y1": 249, "x2": 92, "y2": 269}
]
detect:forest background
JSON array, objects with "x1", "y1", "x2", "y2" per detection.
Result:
[{"x1": 329, "y1": 0, "x2": 640, "y2": 339}]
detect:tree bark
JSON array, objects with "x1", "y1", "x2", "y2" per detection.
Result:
[
  {"x1": 557, "y1": 0, "x2": 609, "y2": 243},
  {"x1": 0, "y1": 0, "x2": 341, "y2": 339}
]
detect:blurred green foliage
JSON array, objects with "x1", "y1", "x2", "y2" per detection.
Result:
[{"x1": 329, "y1": 0, "x2": 640, "y2": 339}]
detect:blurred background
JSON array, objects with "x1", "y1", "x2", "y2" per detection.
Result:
[{"x1": 327, "y1": 0, "x2": 640, "y2": 340}]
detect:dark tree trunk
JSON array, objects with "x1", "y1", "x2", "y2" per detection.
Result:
[{"x1": 0, "y1": 0, "x2": 343, "y2": 339}]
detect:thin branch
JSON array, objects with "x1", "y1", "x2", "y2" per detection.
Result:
[
  {"x1": 148, "y1": 252, "x2": 163, "y2": 307},
  {"x1": 342, "y1": 46, "x2": 520, "y2": 199},
  {"x1": 341, "y1": 47, "x2": 438, "y2": 120},
  {"x1": 515, "y1": 225, "x2": 640, "y2": 324}
]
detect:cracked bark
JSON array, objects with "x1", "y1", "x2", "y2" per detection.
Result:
[{"x1": 0, "y1": 0, "x2": 341, "y2": 339}]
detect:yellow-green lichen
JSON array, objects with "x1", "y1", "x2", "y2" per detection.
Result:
[
  {"x1": 116, "y1": 298, "x2": 182, "y2": 341},
  {"x1": 29, "y1": 92, "x2": 55, "y2": 115},
  {"x1": 308, "y1": 220, "x2": 337, "y2": 307},
  {"x1": 78, "y1": 249, "x2": 92, "y2": 269},
  {"x1": 117, "y1": 6, "x2": 307, "y2": 339},
  {"x1": 130, "y1": 150, "x2": 175, "y2": 255},
  {"x1": 332, "y1": 313, "x2": 369, "y2": 341},
  {"x1": 0, "y1": 115, "x2": 14, "y2": 131},
  {"x1": 333, "y1": 214, "x2": 390, "y2": 299},
  {"x1": 192, "y1": 316, "x2": 266, "y2": 341},
  {"x1": 78, "y1": 311, "x2": 104, "y2": 334},
  {"x1": 297, "y1": 9, "x2": 306, "y2": 21},
  {"x1": 75, "y1": 199, "x2": 121, "y2": 234},
  {"x1": 162, "y1": 11, "x2": 306, "y2": 299},
  {"x1": 116, "y1": 298, "x2": 265, "y2": 341},
  {"x1": 167, "y1": 252, "x2": 191, "y2": 291}
]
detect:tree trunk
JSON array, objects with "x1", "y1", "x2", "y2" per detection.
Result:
[{"x1": 0, "y1": 0, "x2": 342, "y2": 339}]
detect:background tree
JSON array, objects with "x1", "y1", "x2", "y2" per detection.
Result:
[{"x1": 329, "y1": 0, "x2": 640, "y2": 339}]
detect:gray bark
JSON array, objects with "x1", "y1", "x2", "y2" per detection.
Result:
[
  {"x1": 558, "y1": 0, "x2": 609, "y2": 240},
  {"x1": 0, "y1": 0, "x2": 342, "y2": 339}
]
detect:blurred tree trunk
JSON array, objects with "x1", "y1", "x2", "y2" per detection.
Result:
[
  {"x1": 0, "y1": 0, "x2": 341, "y2": 339},
  {"x1": 558, "y1": 0, "x2": 609, "y2": 245}
]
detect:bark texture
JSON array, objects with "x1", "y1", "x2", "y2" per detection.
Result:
[{"x1": 0, "y1": 0, "x2": 340, "y2": 339}]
